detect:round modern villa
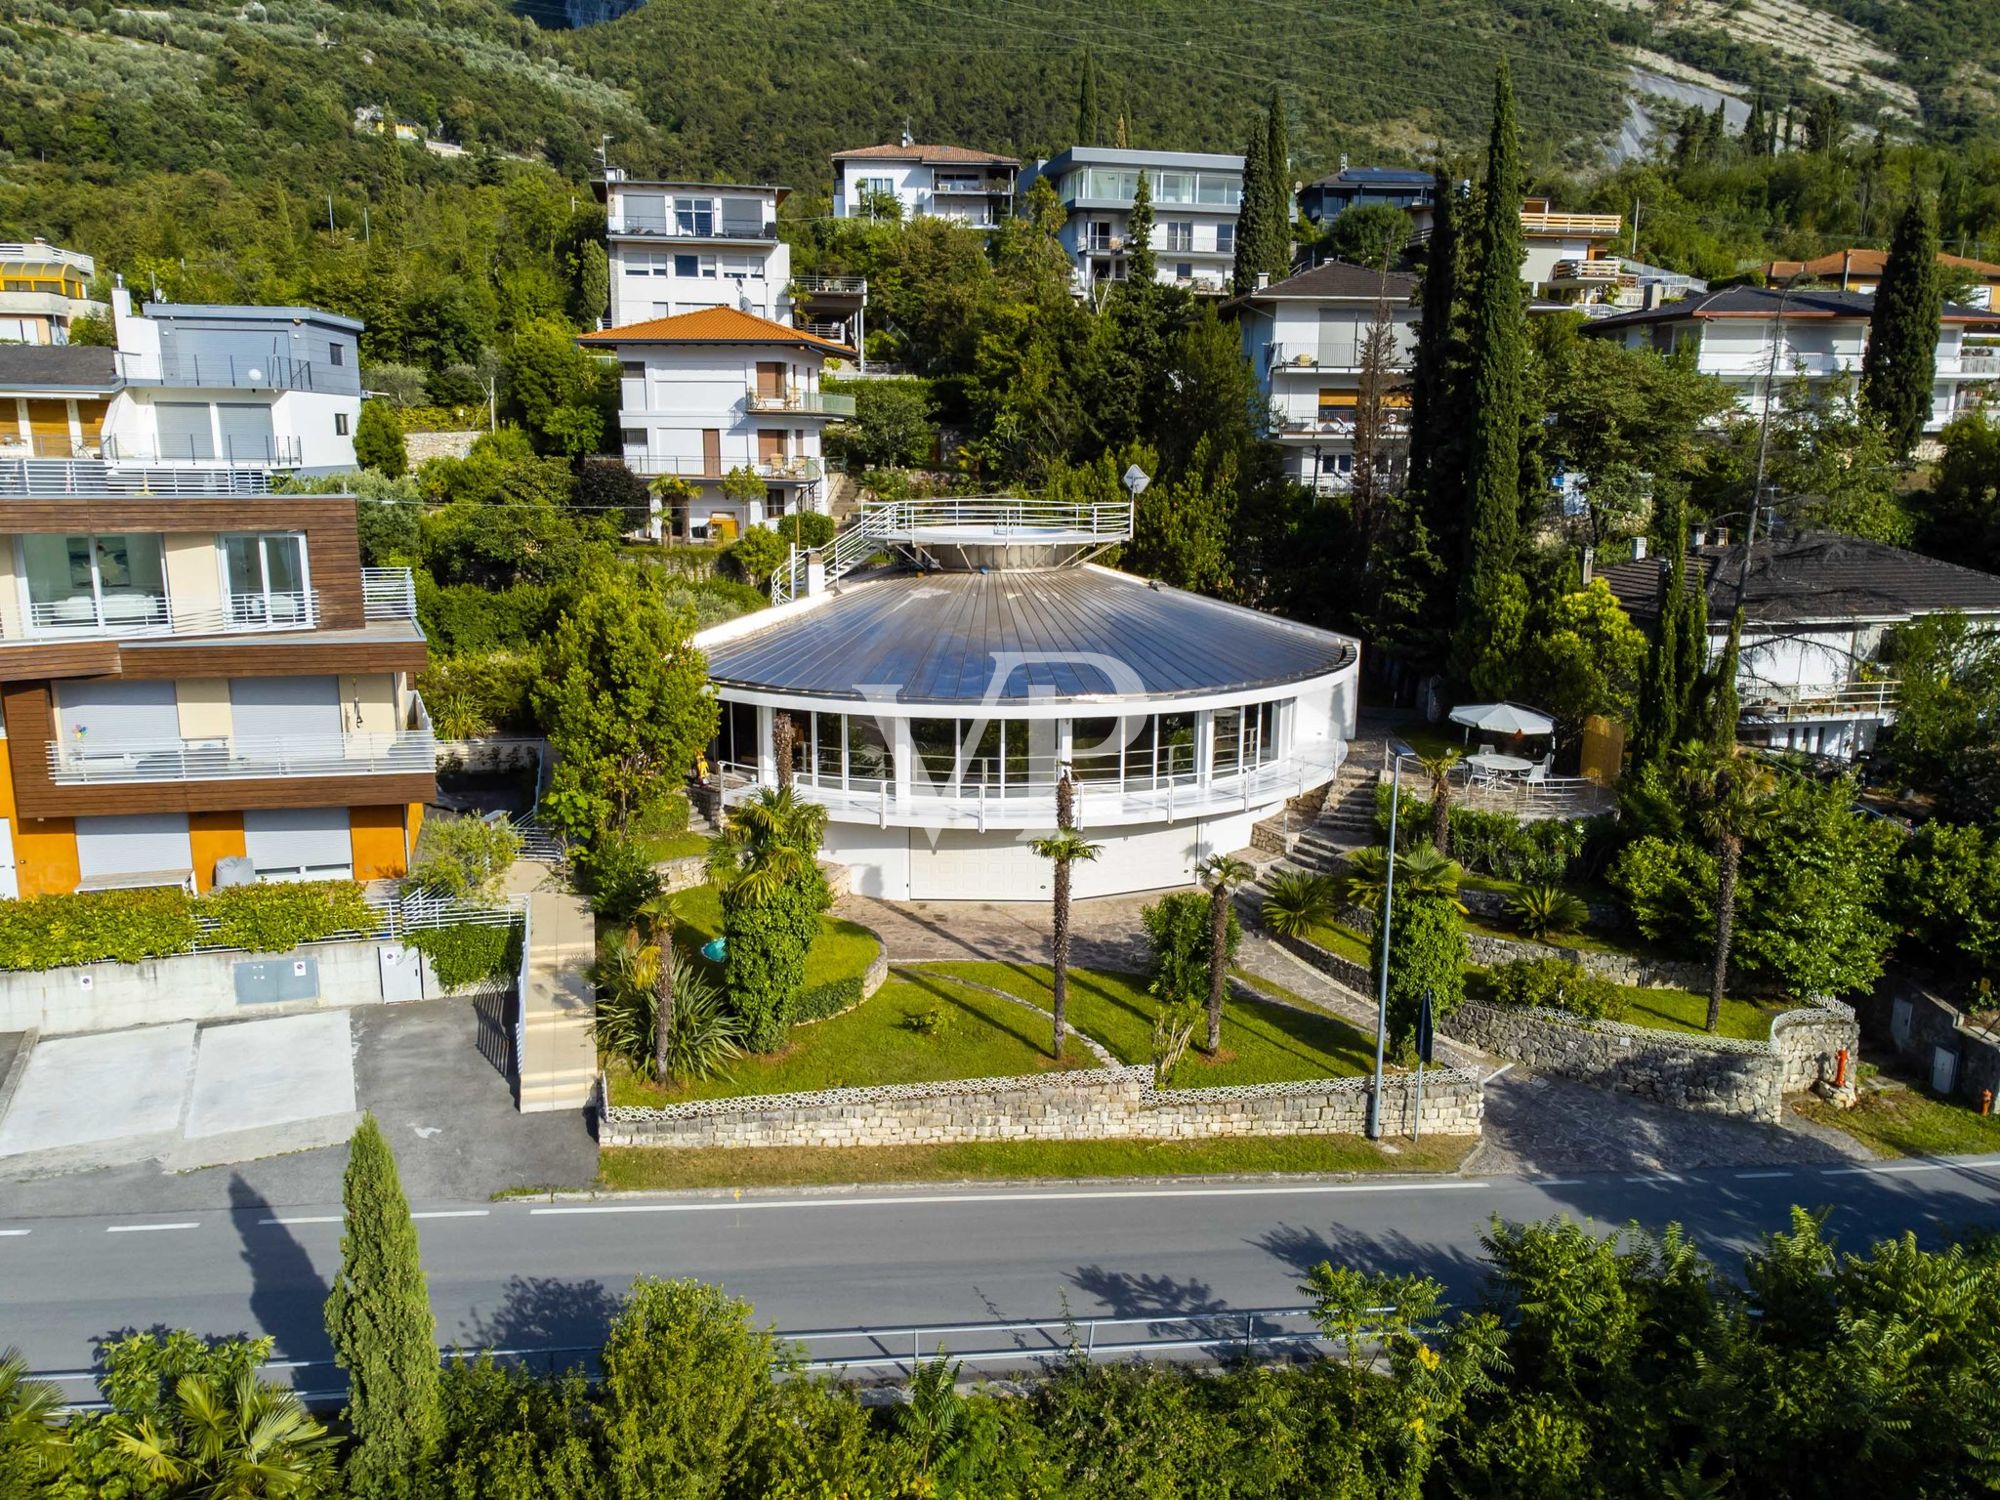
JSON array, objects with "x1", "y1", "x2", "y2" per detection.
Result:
[{"x1": 693, "y1": 499, "x2": 1360, "y2": 902}]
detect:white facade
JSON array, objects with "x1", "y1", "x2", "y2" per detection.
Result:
[
  {"x1": 832, "y1": 146, "x2": 1018, "y2": 230},
  {"x1": 1018, "y1": 148, "x2": 1245, "y2": 297},
  {"x1": 1235, "y1": 264, "x2": 1421, "y2": 495},
  {"x1": 599, "y1": 175, "x2": 792, "y2": 328},
  {"x1": 0, "y1": 241, "x2": 105, "y2": 346}
]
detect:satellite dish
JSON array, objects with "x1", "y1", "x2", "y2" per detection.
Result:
[
  {"x1": 1122, "y1": 464, "x2": 1151, "y2": 496},
  {"x1": 246, "y1": 367, "x2": 264, "y2": 384}
]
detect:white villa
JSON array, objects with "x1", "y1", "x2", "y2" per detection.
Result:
[
  {"x1": 1585, "y1": 285, "x2": 2000, "y2": 435},
  {"x1": 831, "y1": 139, "x2": 1019, "y2": 230},
  {"x1": 581, "y1": 306, "x2": 856, "y2": 542},
  {"x1": 1016, "y1": 147, "x2": 1245, "y2": 298},
  {"x1": 1232, "y1": 260, "x2": 1421, "y2": 496},
  {"x1": 595, "y1": 172, "x2": 792, "y2": 327},
  {"x1": 694, "y1": 498, "x2": 1358, "y2": 901},
  {"x1": 1, "y1": 287, "x2": 361, "y2": 484}
]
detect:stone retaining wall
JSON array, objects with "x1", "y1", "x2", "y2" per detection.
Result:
[
  {"x1": 1462, "y1": 932, "x2": 1712, "y2": 991},
  {"x1": 1446, "y1": 996, "x2": 1858, "y2": 1123},
  {"x1": 404, "y1": 429, "x2": 482, "y2": 464},
  {"x1": 599, "y1": 1063, "x2": 1483, "y2": 1149},
  {"x1": 1860, "y1": 978, "x2": 2000, "y2": 1105}
]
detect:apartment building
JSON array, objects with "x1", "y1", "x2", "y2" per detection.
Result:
[
  {"x1": 0, "y1": 288, "x2": 361, "y2": 474},
  {"x1": 1231, "y1": 260, "x2": 1420, "y2": 495},
  {"x1": 596, "y1": 172, "x2": 792, "y2": 328},
  {"x1": 0, "y1": 296, "x2": 431, "y2": 898},
  {"x1": 1017, "y1": 147, "x2": 1245, "y2": 296},
  {"x1": 0, "y1": 240, "x2": 106, "y2": 346},
  {"x1": 582, "y1": 306, "x2": 855, "y2": 542},
  {"x1": 832, "y1": 138, "x2": 1020, "y2": 230},
  {"x1": 1295, "y1": 165, "x2": 1434, "y2": 230}
]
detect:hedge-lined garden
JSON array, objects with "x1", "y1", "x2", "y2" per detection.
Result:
[{"x1": 0, "y1": 881, "x2": 380, "y2": 971}]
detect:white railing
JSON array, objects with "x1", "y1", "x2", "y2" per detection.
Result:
[
  {"x1": 48, "y1": 698, "x2": 436, "y2": 784},
  {"x1": 609, "y1": 216, "x2": 778, "y2": 241},
  {"x1": 793, "y1": 274, "x2": 868, "y2": 295},
  {"x1": 113, "y1": 350, "x2": 330, "y2": 393},
  {"x1": 1275, "y1": 411, "x2": 1412, "y2": 438},
  {"x1": 770, "y1": 496, "x2": 1136, "y2": 604},
  {"x1": 15, "y1": 591, "x2": 319, "y2": 640},
  {"x1": 1266, "y1": 344, "x2": 1411, "y2": 374},
  {"x1": 744, "y1": 389, "x2": 858, "y2": 416},
  {"x1": 362, "y1": 567, "x2": 419, "y2": 622},
  {"x1": 102, "y1": 434, "x2": 305, "y2": 466},
  {"x1": 1740, "y1": 679, "x2": 1899, "y2": 722},
  {"x1": 623, "y1": 454, "x2": 824, "y2": 482},
  {"x1": 0, "y1": 241, "x2": 95, "y2": 273},
  {"x1": 1550, "y1": 258, "x2": 1627, "y2": 284},
  {"x1": 0, "y1": 458, "x2": 274, "y2": 498}
]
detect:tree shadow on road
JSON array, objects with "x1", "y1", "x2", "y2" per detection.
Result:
[
  {"x1": 452, "y1": 1274, "x2": 627, "y2": 1375},
  {"x1": 228, "y1": 1172, "x2": 334, "y2": 1361}
]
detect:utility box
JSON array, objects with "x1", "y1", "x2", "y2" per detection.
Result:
[
  {"x1": 378, "y1": 944, "x2": 425, "y2": 1003},
  {"x1": 234, "y1": 956, "x2": 319, "y2": 1007}
]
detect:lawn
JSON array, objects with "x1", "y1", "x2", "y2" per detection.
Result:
[
  {"x1": 607, "y1": 971, "x2": 1095, "y2": 1107},
  {"x1": 598, "y1": 1133, "x2": 1475, "y2": 1190},
  {"x1": 1794, "y1": 1069, "x2": 2000, "y2": 1158},
  {"x1": 1461, "y1": 969, "x2": 1783, "y2": 1043},
  {"x1": 1300, "y1": 918, "x2": 1373, "y2": 968},
  {"x1": 908, "y1": 961, "x2": 1377, "y2": 1084},
  {"x1": 629, "y1": 795, "x2": 709, "y2": 864},
  {"x1": 667, "y1": 882, "x2": 880, "y2": 994}
]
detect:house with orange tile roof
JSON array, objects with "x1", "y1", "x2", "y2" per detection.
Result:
[
  {"x1": 579, "y1": 307, "x2": 856, "y2": 543},
  {"x1": 832, "y1": 133, "x2": 1019, "y2": 231},
  {"x1": 1765, "y1": 248, "x2": 2000, "y2": 309},
  {"x1": 593, "y1": 171, "x2": 793, "y2": 329}
]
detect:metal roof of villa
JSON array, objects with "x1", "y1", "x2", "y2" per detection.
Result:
[{"x1": 700, "y1": 566, "x2": 1357, "y2": 705}]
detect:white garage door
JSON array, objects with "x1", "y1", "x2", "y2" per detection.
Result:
[
  {"x1": 230, "y1": 676, "x2": 341, "y2": 741},
  {"x1": 907, "y1": 829, "x2": 1051, "y2": 902},
  {"x1": 1071, "y1": 821, "x2": 1206, "y2": 899},
  {"x1": 76, "y1": 812, "x2": 193, "y2": 884},
  {"x1": 244, "y1": 806, "x2": 352, "y2": 882}
]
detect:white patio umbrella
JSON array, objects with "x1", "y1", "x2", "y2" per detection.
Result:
[{"x1": 1448, "y1": 701, "x2": 1556, "y2": 740}]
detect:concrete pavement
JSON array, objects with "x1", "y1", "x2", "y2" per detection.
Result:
[{"x1": 7, "y1": 1156, "x2": 2000, "y2": 1379}]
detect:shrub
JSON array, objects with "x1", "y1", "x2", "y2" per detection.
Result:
[
  {"x1": 592, "y1": 937, "x2": 740, "y2": 1083},
  {"x1": 770, "y1": 511, "x2": 837, "y2": 550},
  {"x1": 721, "y1": 525, "x2": 790, "y2": 587},
  {"x1": 1259, "y1": 870, "x2": 1338, "y2": 939},
  {"x1": 417, "y1": 651, "x2": 541, "y2": 737},
  {"x1": 409, "y1": 921, "x2": 523, "y2": 991},
  {"x1": 792, "y1": 973, "x2": 867, "y2": 1024},
  {"x1": 1377, "y1": 785, "x2": 1603, "y2": 884},
  {"x1": 574, "y1": 832, "x2": 667, "y2": 925},
  {"x1": 722, "y1": 870, "x2": 832, "y2": 1052},
  {"x1": 201, "y1": 880, "x2": 380, "y2": 951},
  {"x1": 0, "y1": 887, "x2": 198, "y2": 970},
  {"x1": 409, "y1": 813, "x2": 522, "y2": 901},
  {"x1": 1891, "y1": 821, "x2": 2000, "y2": 980},
  {"x1": 902, "y1": 1003, "x2": 951, "y2": 1037},
  {"x1": 1608, "y1": 836, "x2": 1716, "y2": 955},
  {"x1": 354, "y1": 400, "x2": 408, "y2": 477},
  {"x1": 1507, "y1": 883, "x2": 1590, "y2": 940},
  {"x1": 1484, "y1": 956, "x2": 1625, "y2": 1022},
  {"x1": 1142, "y1": 890, "x2": 1240, "y2": 1008}
]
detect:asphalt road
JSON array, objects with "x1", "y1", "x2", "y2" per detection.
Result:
[{"x1": 9, "y1": 1155, "x2": 2000, "y2": 1387}]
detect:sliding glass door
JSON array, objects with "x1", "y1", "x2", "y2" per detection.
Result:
[
  {"x1": 221, "y1": 534, "x2": 309, "y2": 628},
  {"x1": 21, "y1": 533, "x2": 168, "y2": 634}
]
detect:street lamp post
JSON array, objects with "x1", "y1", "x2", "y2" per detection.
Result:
[{"x1": 1367, "y1": 739, "x2": 1414, "y2": 1141}]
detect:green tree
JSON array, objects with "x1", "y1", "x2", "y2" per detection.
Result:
[
  {"x1": 1451, "y1": 61, "x2": 1529, "y2": 697},
  {"x1": 1077, "y1": 48, "x2": 1101, "y2": 147},
  {"x1": 1232, "y1": 123, "x2": 1271, "y2": 295},
  {"x1": 1344, "y1": 843, "x2": 1467, "y2": 1045},
  {"x1": 1260, "y1": 85, "x2": 1292, "y2": 279},
  {"x1": 707, "y1": 785, "x2": 831, "y2": 1051},
  {"x1": 1892, "y1": 821, "x2": 2000, "y2": 981},
  {"x1": 1416, "y1": 749, "x2": 1463, "y2": 856},
  {"x1": 1878, "y1": 609, "x2": 2000, "y2": 818},
  {"x1": 1736, "y1": 772, "x2": 1897, "y2": 998},
  {"x1": 1321, "y1": 202, "x2": 1409, "y2": 271},
  {"x1": 0, "y1": 1351, "x2": 63, "y2": 1496},
  {"x1": 724, "y1": 524, "x2": 790, "y2": 588},
  {"x1": 506, "y1": 315, "x2": 611, "y2": 457},
  {"x1": 535, "y1": 566, "x2": 717, "y2": 846},
  {"x1": 1676, "y1": 745, "x2": 1777, "y2": 1027},
  {"x1": 1143, "y1": 889, "x2": 1242, "y2": 1017},
  {"x1": 837, "y1": 378, "x2": 932, "y2": 468},
  {"x1": 353, "y1": 399, "x2": 408, "y2": 478},
  {"x1": 1029, "y1": 825, "x2": 1102, "y2": 1057},
  {"x1": 1861, "y1": 193, "x2": 1945, "y2": 461},
  {"x1": 1517, "y1": 578, "x2": 1648, "y2": 746},
  {"x1": 1913, "y1": 412, "x2": 2000, "y2": 574},
  {"x1": 325, "y1": 1114, "x2": 440, "y2": 1498},
  {"x1": 1125, "y1": 166, "x2": 1158, "y2": 287},
  {"x1": 1196, "y1": 853, "x2": 1254, "y2": 1053}
]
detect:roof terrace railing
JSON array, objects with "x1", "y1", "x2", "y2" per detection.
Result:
[
  {"x1": 362, "y1": 567, "x2": 419, "y2": 623},
  {"x1": 113, "y1": 350, "x2": 326, "y2": 393},
  {"x1": 0, "y1": 458, "x2": 274, "y2": 498},
  {"x1": 793, "y1": 274, "x2": 868, "y2": 295}
]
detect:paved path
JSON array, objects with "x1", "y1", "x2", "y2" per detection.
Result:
[
  {"x1": 516, "y1": 860, "x2": 598, "y2": 1115},
  {"x1": 7, "y1": 1160, "x2": 2000, "y2": 1383}
]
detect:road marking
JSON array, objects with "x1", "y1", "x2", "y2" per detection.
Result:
[
  {"x1": 260, "y1": 1216, "x2": 341, "y2": 1226},
  {"x1": 106, "y1": 1222, "x2": 199, "y2": 1233},
  {"x1": 1824, "y1": 1162, "x2": 1949, "y2": 1176},
  {"x1": 412, "y1": 1210, "x2": 489, "y2": 1220},
  {"x1": 530, "y1": 1181, "x2": 1494, "y2": 1217},
  {"x1": 1734, "y1": 1170, "x2": 1794, "y2": 1180},
  {"x1": 1622, "y1": 1173, "x2": 1686, "y2": 1185},
  {"x1": 1527, "y1": 1178, "x2": 1583, "y2": 1187},
  {"x1": 0, "y1": 1229, "x2": 30, "y2": 1237}
]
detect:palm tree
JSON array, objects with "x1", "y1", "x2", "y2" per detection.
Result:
[
  {"x1": 1677, "y1": 745, "x2": 1776, "y2": 1031},
  {"x1": 1196, "y1": 853, "x2": 1254, "y2": 1053},
  {"x1": 112, "y1": 1368, "x2": 337, "y2": 1497},
  {"x1": 1028, "y1": 828, "x2": 1102, "y2": 1056},
  {"x1": 1416, "y1": 750, "x2": 1463, "y2": 854},
  {"x1": 0, "y1": 1350, "x2": 63, "y2": 1492},
  {"x1": 706, "y1": 785, "x2": 829, "y2": 907},
  {"x1": 1341, "y1": 842, "x2": 1462, "y2": 911},
  {"x1": 633, "y1": 889, "x2": 681, "y2": 1083}
]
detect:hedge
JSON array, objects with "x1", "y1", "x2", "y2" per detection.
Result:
[
  {"x1": 791, "y1": 974, "x2": 865, "y2": 1025},
  {"x1": 409, "y1": 921, "x2": 524, "y2": 991},
  {"x1": 1376, "y1": 784, "x2": 1612, "y2": 884},
  {"x1": 0, "y1": 880, "x2": 382, "y2": 972}
]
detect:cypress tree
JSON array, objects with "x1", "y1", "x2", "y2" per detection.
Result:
[
  {"x1": 1077, "y1": 50, "x2": 1101, "y2": 147},
  {"x1": 1125, "y1": 166, "x2": 1157, "y2": 286},
  {"x1": 326, "y1": 1113, "x2": 440, "y2": 1497},
  {"x1": 1233, "y1": 126, "x2": 1269, "y2": 294},
  {"x1": 1261, "y1": 86, "x2": 1291, "y2": 278},
  {"x1": 1861, "y1": 193, "x2": 1944, "y2": 461},
  {"x1": 1406, "y1": 166, "x2": 1462, "y2": 544},
  {"x1": 1449, "y1": 60, "x2": 1528, "y2": 696},
  {"x1": 1705, "y1": 609, "x2": 1744, "y2": 751},
  {"x1": 1673, "y1": 535, "x2": 1710, "y2": 736},
  {"x1": 1635, "y1": 493, "x2": 1688, "y2": 763}
]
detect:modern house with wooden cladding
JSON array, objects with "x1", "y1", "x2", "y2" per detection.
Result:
[{"x1": 0, "y1": 484, "x2": 434, "y2": 899}]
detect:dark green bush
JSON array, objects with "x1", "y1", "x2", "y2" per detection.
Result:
[
  {"x1": 1377, "y1": 786, "x2": 1605, "y2": 884},
  {"x1": 1142, "y1": 890, "x2": 1241, "y2": 1008},
  {"x1": 410, "y1": 921, "x2": 524, "y2": 991},
  {"x1": 722, "y1": 871, "x2": 832, "y2": 1052},
  {"x1": 1484, "y1": 956, "x2": 1626, "y2": 1022},
  {"x1": 792, "y1": 973, "x2": 867, "y2": 1024},
  {"x1": 201, "y1": 881, "x2": 380, "y2": 952},
  {"x1": 0, "y1": 887, "x2": 199, "y2": 970}
]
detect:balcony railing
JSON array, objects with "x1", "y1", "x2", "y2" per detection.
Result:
[
  {"x1": 0, "y1": 458, "x2": 275, "y2": 498},
  {"x1": 718, "y1": 744, "x2": 1345, "y2": 830},
  {"x1": 744, "y1": 389, "x2": 858, "y2": 416},
  {"x1": 622, "y1": 454, "x2": 824, "y2": 482},
  {"x1": 1275, "y1": 411, "x2": 1412, "y2": 438},
  {"x1": 1520, "y1": 211, "x2": 1623, "y2": 236},
  {"x1": 48, "y1": 697, "x2": 435, "y2": 784},
  {"x1": 113, "y1": 351, "x2": 331, "y2": 393},
  {"x1": 1955, "y1": 350, "x2": 2000, "y2": 375},
  {"x1": 1266, "y1": 344, "x2": 1410, "y2": 374},
  {"x1": 1550, "y1": 257, "x2": 1627, "y2": 284},
  {"x1": 101, "y1": 434, "x2": 304, "y2": 466},
  {"x1": 14, "y1": 590, "x2": 321, "y2": 641},
  {"x1": 609, "y1": 217, "x2": 779, "y2": 241},
  {"x1": 793, "y1": 274, "x2": 868, "y2": 296},
  {"x1": 1740, "y1": 679, "x2": 1899, "y2": 722},
  {"x1": 361, "y1": 567, "x2": 419, "y2": 622}
]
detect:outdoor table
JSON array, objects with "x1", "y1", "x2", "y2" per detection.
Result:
[{"x1": 1465, "y1": 752, "x2": 1533, "y2": 778}]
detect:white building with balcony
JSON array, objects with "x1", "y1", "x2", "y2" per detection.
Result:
[
  {"x1": 0, "y1": 240, "x2": 106, "y2": 345},
  {"x1": 1585, "y1": 285, "x2": 2000, "y2": 435},
  {"x1": 596, "y1": 173, "x2": 792, "y2": 328},
  {"x1": 832, "y1": 139, "x2": 1020, "y2": 231},
  {"x1": 1017, "y1": 147, "x2": 1245, "y2": 297},
  {"x1": 581, "y1": 306, "x2": 856, "y2": 542},
  {"x1": 695, "y1": 498, "x2": 1357, "y2": 901},
  {"x1": 1232, "y1": 260, "x2": 1421, "y2": 495}
]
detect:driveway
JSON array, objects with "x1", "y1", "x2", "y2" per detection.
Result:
[{"x1": 0, "y1": 999, "x2": 596, "y2": 1217}]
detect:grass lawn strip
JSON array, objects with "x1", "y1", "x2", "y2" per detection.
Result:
[
  {"x1": 668, "y1": 882, "x2": 880, "y2": 994},
  {"x1": 1793, "y1": 1069, "x2": 2000, "y2": 1158},
  {"x1": 606, "y1": 971, "x2": 1098, "y2": 1108},
  {"x1": 599, "y1": 1134, "x2": 1475, "y2": 1191},
  {"x1": 910, "y1": 961, "x2": 1376, "y2": 1084}
]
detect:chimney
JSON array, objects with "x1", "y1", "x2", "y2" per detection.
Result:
[
  {"x1": 901, "y1": 122, "x2": 914, "y2": 149},
  {"x1": 1580, "y1": 546, "x2": 1594, "y2": 584},
  {"x1": 1691, "y1": 525, "x2": 1706, "y2": 548},
  {"x1": 1841, "y1": 248, "x2": 1851, "y2": 291},
  {"x1": 1255, "y1": 271, "x2": 1271, "y2": 291},
  {"x1": 1631, "y1": 536, "x2": 1647, "y2": 561},
  {"x1": 1713, "y1": 525, "x2": 1730, "y2": 548}
]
